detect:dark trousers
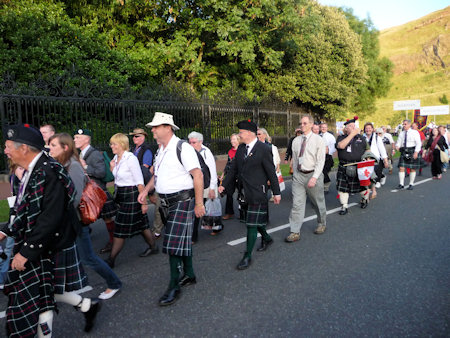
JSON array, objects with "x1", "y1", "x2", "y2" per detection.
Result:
[
  {"x1": 323, "y1": 154, "x2": 334, "y2": 184},
  {"x1": 225, "y1": 191, "x2": 235, "y2": 215},
  {"x1": 431, "y1": 149, "x2": 443, "y2": 176}
]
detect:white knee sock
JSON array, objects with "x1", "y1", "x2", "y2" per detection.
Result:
[
  {"x1": 55, "y1": 292, "x2": 90, "y2": 312},
  {"x1": 399, "y1": 171, "x2": 405, "y2": 185},
  {"x1": 37, "y1": 310, "x2": 53, "y2": 337},
  {"x1": 338, "y1": 192, "x2": 349, "y2": 208},
  {"x1": 409, "y1": 171, "x2": 416, "y2": 185}
]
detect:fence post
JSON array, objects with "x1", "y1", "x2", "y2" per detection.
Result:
[
  {"x1": 253, "y1": 95, "x2": 259, "y2": 125},
  {"x1": 202, "y1": 90, "x2": 212, "y2": 145}
]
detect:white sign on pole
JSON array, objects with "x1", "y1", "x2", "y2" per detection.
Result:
[
  {"x1": 419, "y1": 105, "x2": 449, "y2": 116},
  {"x1": 393, "y1": 100, "x2": 420, "y2": 111}
]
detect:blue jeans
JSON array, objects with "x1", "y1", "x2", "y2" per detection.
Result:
[
  {"x1": 0, "y1": 237, "x2": 14, "y2": 284},
  {"x1": 76, "y1": 226, "x2": 122, "y2": 289}
]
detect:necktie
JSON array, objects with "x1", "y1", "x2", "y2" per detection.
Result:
[
  {"x1": 297, "y1": 136, "x2": 306, "y2": 171},
  {"x1": 404, "y1": 130, "x2": 407, "y2": 148},
  {"x1": 244, "y1": 145, "x2": 249, "y2": 158}
]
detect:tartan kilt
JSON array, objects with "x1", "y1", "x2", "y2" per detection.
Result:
[
  {"x1": 336, "y1": 165, "x2": 361, "y2": 194},
  {"x1": 114, "y1": 186, "x2": 150, "y2": 238},
  {"x1": 398, "y1": 153, "x2": 421, "y2": 169},
  {"x1": 162, "y1": 198, "x2": 195, "y2": 257},
  {"x1": 246, "y1": 203, "x2": 268, "y2": 228},
  {"x1": 53, "y1": 243, "x2": 88, "y2": 294},
  {"x1": 100, "y1": 190, "x2": 118, "y2": 219},
  {"x1": 4, "y1": 258, "x2": 56, "y2": 338}
]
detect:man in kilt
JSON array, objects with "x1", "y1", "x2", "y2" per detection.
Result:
[
  {"x1": 138, "y1": 112, "x2": 205, "y2": 306},
  {"x1": 74, "y1": 129, "x2": 118, "y2": 254},
  {"x1": 1, "y1": 124, "x2": 101, "y2": 337},
  {"x1": 395, "y1": 119, "x2": 422, "y2": 190},
  {"x1": 219, "y1": 120, "x2": 281, "y2": 270},
  {"x1": 335, "y1": 117, "x2": 367, "y2": 215}
]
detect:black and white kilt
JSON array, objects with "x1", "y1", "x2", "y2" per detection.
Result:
[
  {"x1": 336, "y1": 165, "x2": 361, "y2": 194},
  {"x1": 162, "y1": 198, "x2": 195, "y2": 257},
  {"x1": 398, "y1": 153, "x2": 421, "y2": 169},
  {"x1": 53, "y1": 243, "x2": 88, "y2": 294},
  {"x1": 114, "y1": 186, "x2": 150, "y2": 238},
  {"x1": 246, "y1": 203, "x2": 268, "y2": 228},
  {"x1": 4, "y1": 258, "x2": 56, "y2": 338},
  {"x1": 100, "y1": 190, "x2": 118, "y2": 219}
]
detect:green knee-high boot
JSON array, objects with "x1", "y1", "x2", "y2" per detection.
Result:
[
  {"x1": 245, "y1": 227, "x2": 258, "y2": 258},
  {"x1": 169, "y1": 255, "x2": 183, "y2": 289}
]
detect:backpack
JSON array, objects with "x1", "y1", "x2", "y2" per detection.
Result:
[
  {"x1": 102, "y1": 151, "x2": 115, "y2": 183},
  {"x1": 176, "y1": 140, "x2": 211, "y2": 189}
]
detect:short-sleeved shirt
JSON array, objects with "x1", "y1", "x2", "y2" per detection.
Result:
[{"x1": 154, "y1": 135, "x2": 201, "y2": 194}]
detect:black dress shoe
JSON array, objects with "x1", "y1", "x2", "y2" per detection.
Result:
[
  {"x1": 83, "y1": 298, "x2": 102, "y2": 332},
  {"x1": 338, "y1": 207, "x2": 348, "y2": 215},
  {"x1": 179, "y1": 275, "x2": 197, "y2": 287},
  {"x1": 397, "y1": 184, "x2": 404, "y2": 190},
  {"x1": 360, "y1": 199, "x2": 368, "y2": 209},
  {"x1": 237, "y1": 256, "x2": 251, "y2": 270},
  {"x1": 139, "y1": 246, "x2": 159, "y2": 257},
  {"x1": 159, "y1": 287, "x2": 180, "y2": 306},
  {"x1": 257, "y1": 238, "x2": 274, "y2": 251},
  {"x1": 407, "y1": 185, "x2": 413, "y2": 190}
]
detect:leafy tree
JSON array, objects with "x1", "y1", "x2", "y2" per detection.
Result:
[{"x1": 0, "y1": 0, "x2": 148, "y2": 96}]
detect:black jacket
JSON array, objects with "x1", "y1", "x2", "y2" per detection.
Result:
[{"x1": 222, "y1": 140, "x2": 280, "y2": 204}]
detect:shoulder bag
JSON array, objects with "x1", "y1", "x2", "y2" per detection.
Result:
[{"x1": 78, "y1": 175, "x2": 107, "y2": 224}]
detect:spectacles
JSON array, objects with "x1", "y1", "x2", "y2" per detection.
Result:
[{"x1": 133, "y1": 135, "x2": 143, "y2": 138}]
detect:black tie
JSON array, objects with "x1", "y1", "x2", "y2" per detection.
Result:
[
  {"x1": 244, "y1": 145, "x2": 249, "y2": 158},
  {"x1": 404, "y1": 131, "x2": 407, "y2": 148}
]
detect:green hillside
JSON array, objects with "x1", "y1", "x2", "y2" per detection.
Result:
[{"x1": 369, "y1": 6, "x2": 450, "y2": 127}]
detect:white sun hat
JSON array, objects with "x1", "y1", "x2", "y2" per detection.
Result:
[{"x1": 146, "y1": 112, "x2": 180, "y2": 131}]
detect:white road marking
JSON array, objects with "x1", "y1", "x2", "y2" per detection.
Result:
[
  {"x1": 390, "y1": 178, "x2": 433, "y2": 192},
  {"x1": 227, "y1": 203, "x2": 359, "y2": 246}
]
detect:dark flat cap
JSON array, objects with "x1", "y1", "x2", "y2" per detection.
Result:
[
  {"x1": 5, "y1": 124, "x2": 45, "y2": 150},
  {"x1": 237, "y1": 119, "x2": 257, "y2": 134}
]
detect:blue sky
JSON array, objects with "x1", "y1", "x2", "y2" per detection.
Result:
[{"x1": 317, "y1": 0, "x2": 449, "y2": 30}]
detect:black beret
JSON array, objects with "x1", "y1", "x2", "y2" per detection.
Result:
[
  {"x1": 5, "y1": 124, "x2": 45, "y2": 150},
  {"x1": 237, "y1": 119, "x2": 257, "y2": 134},
  {"x1": 74, "y1": 128, "x2": 92, "y2": 136},
  {"x1": 344, "y1": 116, "x2": 359, "y2": 126}
]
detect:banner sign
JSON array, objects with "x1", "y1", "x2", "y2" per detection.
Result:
[
  {"x1": 393, "y1": 100, "x2": 420, "y2": 111},
  {"x1": 413, "y1": 110, "x2": 427, "y2": 129},
  {"x1": 419, "y1": 105, "x2": 449, "y2": 116}
]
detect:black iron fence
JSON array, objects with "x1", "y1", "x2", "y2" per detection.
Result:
[{"x1": 0, "y1": 94, "x2": 308, "y2": 173}]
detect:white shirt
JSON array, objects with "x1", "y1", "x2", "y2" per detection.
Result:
[
  {"x1": 80, "y1": 144, "x2": 91, "y2": 159},
  {"x1": 292, "y1": 131, "x2": 325, "y2": 179},
  {"x1": 396, "y1": 129, "x2": 422, "y2": 153},
  {"x1": 321, "y1": 132, "x2": 336, "y2": 155},
  {"x1": 18, "y1": 152, "x2": 44, "y2": 203},
  {"x1": 271, "y1": 144, "x2": 281, "y2": 170},
  {"x1": 364, "y1": 133, "x2": 387, "y2": 161},
  {"x1": 199, "y1": 145, "x2": 218, "y2": 189},
  {"x1": 154, "y1": 135, "x2": 200, "y2": 194},
  {"x1": 246, "y1": 138, "x2": 258, "y2": 155},
  {"x1": 383, "y1": 133, "x2": 394, "y2": 144},
  {"x1": 112, "y1": 151, "x2": 144, "y2": 187}
]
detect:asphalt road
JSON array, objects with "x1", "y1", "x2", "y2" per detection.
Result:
[{"x1": 1, "y1": 166, "x2": 449, "y2": 337}]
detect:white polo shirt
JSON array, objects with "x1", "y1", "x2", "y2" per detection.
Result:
[{"x1": 154, "y1": 134, "x2": 201, "y2": 194}]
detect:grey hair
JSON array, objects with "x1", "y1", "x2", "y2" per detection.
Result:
[
  {"x1": 403, "y1": 119, "x2": 411, "y2": 124},
  {"x1": 188, "y1": 131, "x2": 203, "y2": 142},
  {"x1": 13, "y1": 141, "x2": 40, "y2": 153},
  {"x1": 302, "y1": 114, "x2": 314, "y2": 123}
]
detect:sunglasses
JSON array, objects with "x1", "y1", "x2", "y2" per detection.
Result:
[{"x1": 133, "y1": 135, "x2": 144, "y2": 138}]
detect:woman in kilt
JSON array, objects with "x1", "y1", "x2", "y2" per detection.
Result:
[
  {"x1": 49, "y1": 133, "x2": 122, "y2": 300},
  {"x1": 105, "y1": 133, "x2": 158, "y2": 268}
]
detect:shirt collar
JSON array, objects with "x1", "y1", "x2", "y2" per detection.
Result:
[{"x1": 81, "y1": 144, "x2": 91, "y2": 158}]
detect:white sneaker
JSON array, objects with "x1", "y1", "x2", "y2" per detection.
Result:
[
  {"x1": 375, "y1": 182, "x2": 381, "y2": 188},
  {"x1": 380, "y1": 177, "x2": 386, "y2": 185},
  {"x1": 99, "y1": 288, "x2": 120, "y2": 300}
]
